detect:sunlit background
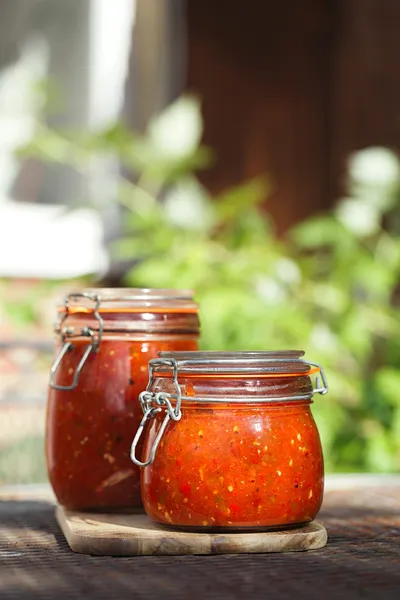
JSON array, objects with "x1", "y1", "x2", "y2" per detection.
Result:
[{"x1": 0, "y1": 0, "x2": 399, "y2": 484}]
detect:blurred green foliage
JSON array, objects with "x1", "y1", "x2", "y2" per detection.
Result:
[
  {"x1": 0, "y1": 279, "x2": 53, "y2": 331},
  {"x1": 0, "y1": 437, "x2": 47, "y2": 484},
  {"x1": 0, "y1": 277, "x2": 93, "y2": 333},
  {"x1": 21, "y1": 96, "x2": 400, "y2": 473}
]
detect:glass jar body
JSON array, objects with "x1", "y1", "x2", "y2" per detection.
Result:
[
  {"x1": 46, "y1": 290, "x2": 199, "y2": 511},
  {"x1": 141, "y1": 375, "x2": 324, "y2": 531}
]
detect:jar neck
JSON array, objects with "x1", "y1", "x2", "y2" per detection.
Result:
[
  {"x1": 152, "y1": 373, "x2": 314, "y2": 403},
  {"x1": 58, "y1": 311, "x2": 200, "y2": 336}
]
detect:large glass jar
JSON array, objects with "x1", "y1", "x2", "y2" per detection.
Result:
[
  {"x1": 46, "y1": 289, "x2": 199, "y2": 511},
  {"x1": 131, "y1": 351, "x2": 328, "y2": 531}
]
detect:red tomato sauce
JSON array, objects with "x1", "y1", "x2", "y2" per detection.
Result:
[
  {"x1": 141, "y1": 399, "x2": 324, "y2": 530},
  {"x1": 47, "y1": 336, "x2": 198, "y2": 510}
]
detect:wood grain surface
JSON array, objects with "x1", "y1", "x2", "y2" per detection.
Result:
[{"x1": 56, "y1": 506, "x2": 327, "y2": 556}]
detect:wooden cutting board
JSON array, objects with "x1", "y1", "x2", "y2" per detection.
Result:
[{"x1": 56, "y1": 506, "x2": 327, "y2": 556}]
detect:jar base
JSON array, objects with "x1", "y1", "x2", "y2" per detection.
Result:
[{"x1": 153, "y1": 520, "x2": 312, "y2": 534}]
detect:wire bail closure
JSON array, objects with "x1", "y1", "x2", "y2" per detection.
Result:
[
  {"x1": 130, "y1": 356, "x2": 328, "y2": 468},
  {"x1": 49, "y1": 292, "x2": 104, "y2": 391},
  {"x1": 307, "y1": 361, "x2": 328, "y2": 395},
  {"x1": 130, "y1": 360, "x2": 182, "y2": 467}
]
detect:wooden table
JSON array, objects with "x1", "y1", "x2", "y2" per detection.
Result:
[{"x1": 0, "y1": 476, "x2": 399, "y2": 599}]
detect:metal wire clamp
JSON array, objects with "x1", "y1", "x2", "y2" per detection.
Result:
[
  {"x1": 130, "y1": 359, "x2": 182, "y2": 467},
  {"x1": 49, "y1": 292, "x2": 104, "y2": 391}
]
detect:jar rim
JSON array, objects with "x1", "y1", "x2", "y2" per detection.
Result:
[
  {"x1": 56, "y1": 288, "x2": 198, "y2": 314},
  {"x1": 65, "y1": 288, "x2": 195, "y2": 302},
  {"x1": 155, "y1": 350, "x2": 311, "y2": 374}
]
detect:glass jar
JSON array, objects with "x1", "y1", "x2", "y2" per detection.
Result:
[
  {"x1": 46, "y1": 289, "x2": 199, "y2": 511},
  {"x1": 131, "y1": 351, "x2": 328, "y2": 531}
]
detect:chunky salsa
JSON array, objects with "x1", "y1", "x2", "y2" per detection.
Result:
[{"x1": 47, "y1": 337, "x2": 198, "y2": 510}]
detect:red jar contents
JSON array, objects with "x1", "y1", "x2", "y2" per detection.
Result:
[
  {"x1": 46, "y1": 289, "x2": 199, "y2": 511},
  {"x1": 133, "y1": 351, "x2": 328, "y2": 531}
]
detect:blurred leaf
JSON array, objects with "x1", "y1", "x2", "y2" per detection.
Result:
[
  {"x1": 349, "y1": 147, "x2": 400, "y2": 186},
  {"x1": 148, "y1": 95, "x2": 204, "y2": 160},
  {"x1": 290, "y1": 215, "x2": 347, "y2": 248},
  {"x1": 366, "y1": 428, "x2": 396, "y2": 472},
  {"x1": 215, "y1": 177, "x2": 269, "y2": 220},
  {"x1": 2, "y1": 299, "x2": 38, "y2": 328},
  {"x1": 374, "y1": 368, "x2": 400, "y2": 408},
  {"x1": 336, "y1": 198, "x2": 380, "y2": 237},
  {"x1": 163, "y1": 177, "x2": 214, "y2": 231}
]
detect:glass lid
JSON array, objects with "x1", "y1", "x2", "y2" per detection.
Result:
[
  {"x1": 57, "y1": 288, "x2": 198, "y2": 313},
  {"x1": 154, "y1": 350, "x2": 312, "y2": 374}
]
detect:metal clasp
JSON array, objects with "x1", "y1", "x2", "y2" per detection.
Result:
[
  {"x1": 130, "y1": 359, "x2": 182, "y2": 467},
  {"x1": 49, "y1": 292, "x2": 104, "y2": 391},
  {"x1": 306, "y1": 361, "x2": 329, "y2": 395}
]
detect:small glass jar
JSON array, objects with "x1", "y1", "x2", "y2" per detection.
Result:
[
  {"x1": 46, "y1": 289, "x2": 199, "y2": 511},
  {"x1": 131, "y1": 351, "x2": 328, "y2": 531}
]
